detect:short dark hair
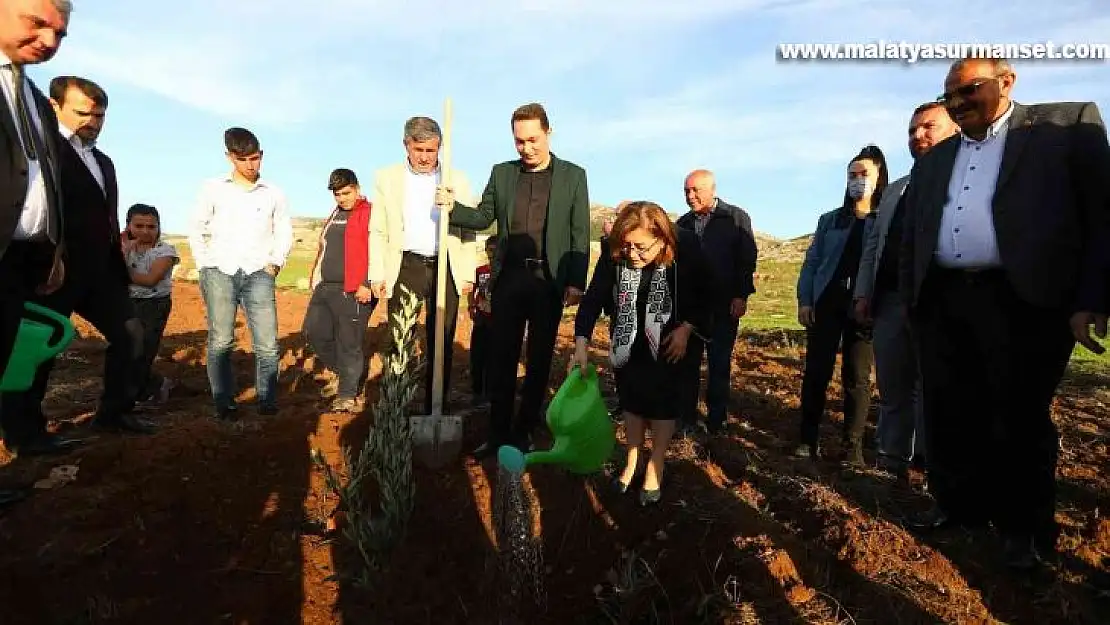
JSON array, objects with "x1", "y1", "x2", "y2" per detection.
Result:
[
  {"x1": 224, "y1": 127, "x2": 261, "y2": 156},
  {"x1": 327, "y1": 168, "x2": 359, "y2": 191},
  {"x1": 126, "y1": 203, "x2": 159, "y2": 223},
  {"x1": 511, "y1": 102, "x2": 550, "y2": 131},
  {"x1": 49, "y1": 75, "x2": 108, "y2": 107},
  {"x1": 125, "y1": 203, "x2": 161, "y2": 239},
  {"x1": 911, "y1": 101, "x2": 946, "y2": 118}
]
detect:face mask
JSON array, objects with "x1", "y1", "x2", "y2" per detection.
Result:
[{"x1": 847, "y1": 177, "x2": 873, "y2": 200}]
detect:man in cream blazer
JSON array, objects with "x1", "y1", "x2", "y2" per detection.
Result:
[{"x1": 369, "y1": 116, "x2": 477, "y2": 413}]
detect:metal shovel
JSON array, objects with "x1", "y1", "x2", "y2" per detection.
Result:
[{"x1": 411, "y1": 97, "x2": 463, "y2": 469}]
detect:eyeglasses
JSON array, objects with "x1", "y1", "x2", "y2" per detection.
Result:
[
  {"x1": 622, "y1": 238, "x2": 662, "y2": 257},
  {"x1": 936, "y1": 76, "x2": 1000, "y2": 105}
]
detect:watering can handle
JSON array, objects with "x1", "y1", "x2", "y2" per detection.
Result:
[
  {"x1": 23, "y1": 302, "x2": 75, "y2": 355},
  {"x1": 569, "y1": 362, "x2": 597, "y2": 382}
]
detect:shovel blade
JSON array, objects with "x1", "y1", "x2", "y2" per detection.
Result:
[{"x1": 410, "y1": 414, "x2": 464, "y2": 469}]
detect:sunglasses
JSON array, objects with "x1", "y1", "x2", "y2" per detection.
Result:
[{"x1": 936, "y1": 77, "x2": 998, "y2": 105}]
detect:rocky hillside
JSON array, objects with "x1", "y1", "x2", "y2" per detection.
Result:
[{"x1": 165, "y1": 209, "x2": 812, "y2": 284}]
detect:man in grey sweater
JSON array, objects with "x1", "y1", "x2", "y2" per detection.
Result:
[{"x1": 853, "y1": 102, "x2": 957, "y2": 478}]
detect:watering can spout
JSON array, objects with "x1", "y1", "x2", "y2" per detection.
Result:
[{"x1": 521, "y1": 447, "x2": 571, "y2": 467}]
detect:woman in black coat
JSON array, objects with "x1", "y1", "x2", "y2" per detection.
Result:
[{"x1": 572, "y1": 200, "x2": 714, "y2": 505}]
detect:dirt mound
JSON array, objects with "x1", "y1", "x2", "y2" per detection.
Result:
[{"x1": 0, "y1": 282, "x2": 1106, "y2": 624}]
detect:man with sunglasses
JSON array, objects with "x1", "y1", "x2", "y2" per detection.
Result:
[{"x1": 899, "y1": 57, "x2": 1110, "y2": 570}]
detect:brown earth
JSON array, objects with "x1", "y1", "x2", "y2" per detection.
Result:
[{"x1": 0, "y1": 282, "x2": 1107, "y2": 624}]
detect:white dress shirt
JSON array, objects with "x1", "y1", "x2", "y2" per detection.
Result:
[
  {"x1": 59, "y1": 123, "x2": 105, "y2": 193},
  {"x1": 187, "y1": 176, "x2": 294, "y2": 275},
  {"x1": 401, "y1": 163, "x2": 440, "y2": 256},
  {"x1": 0, "y1": 52, "x2": 50, "y2": 240},
  {"x1": 934, "y1": 102, "x2": 1014, "y2": 268}
]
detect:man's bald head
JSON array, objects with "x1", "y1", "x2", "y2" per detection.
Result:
[{"x1": 684, "y1": 169, "x2": 716, "y2": 213}]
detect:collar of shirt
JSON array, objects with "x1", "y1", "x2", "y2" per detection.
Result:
[
  {"x1": 960, "y1": 101, "x2": 1015, "y2": 145},
  {"x1": 58, "y1": 122, "x2": 95, "y2": 150},
  {"x1": 404, "y1": 159, "x2": 440, "y2": 178},
  {"x1": 221, "y1": 174, "x2": 268, "y2": 191}
]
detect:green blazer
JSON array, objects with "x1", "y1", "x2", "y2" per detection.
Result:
[{"x1": 449, "y1": 154, "x2": 590, "y2": 292}]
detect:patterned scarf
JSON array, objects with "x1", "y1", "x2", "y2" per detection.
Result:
[{"x1": 610, "y1": 264, "x2": 672, "y2": 368}]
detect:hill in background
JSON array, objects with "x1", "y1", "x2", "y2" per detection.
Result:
[{"x1": 163, "y1": 205, "x2": 813, "y2": 329}]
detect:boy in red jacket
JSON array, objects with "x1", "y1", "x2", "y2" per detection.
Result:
[{"x1": 469, "y1": 236, "x2": 496, "y2": 407}]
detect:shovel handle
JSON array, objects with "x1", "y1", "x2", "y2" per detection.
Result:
[{"x1": 430, "y1": 98, "x2": 453, "y2": 416}]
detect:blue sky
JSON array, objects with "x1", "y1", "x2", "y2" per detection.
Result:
[{"x1": 30, "y1": 0, "x2": 1110, "y2": 238}]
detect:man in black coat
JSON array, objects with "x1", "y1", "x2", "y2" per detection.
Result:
[
  {"x1": 899, "y1": 57, "x2": 1110, "y2": 569},
  {"x1": 675, "y1": 169, "x2": 758, "y2": 434},
  {"x1": 0, "y1": 75, "x2": 155, "y2": 459},
  {"x1": 0, "y1": 0, "x2": 72, "y2": 507}
]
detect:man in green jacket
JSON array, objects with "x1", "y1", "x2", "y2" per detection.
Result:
[{"x1": 438, "y1": 102, "x2": 590, "y2": 456}]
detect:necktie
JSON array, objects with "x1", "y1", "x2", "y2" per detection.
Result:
[{"x1": 11, "y1": 64, "x2": 42, "y2": 161}]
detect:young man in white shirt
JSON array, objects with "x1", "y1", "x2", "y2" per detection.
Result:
[{"x1": 188, "y1": 127, "x2": 293, "y2": 419}]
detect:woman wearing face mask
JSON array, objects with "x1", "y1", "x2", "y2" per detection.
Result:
[
  {"x1": 571, "y1": 201, "x2": 713, "y2": 505},
  {"x1": 121, "y1": 204, "x2": 179, "y2": 406},
  {"x1": 795, "y1": 145, "x2": 888, "y2": 466}
]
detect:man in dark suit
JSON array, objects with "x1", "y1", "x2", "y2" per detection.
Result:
[
  {"x1": 442, "y1": 102, "x2": 590, "y2": 456},
  {"x1": 0, "y1": 0, "x2": 73, "y2": 507},
  {"x1": 675, "y1": 169, "x2": 757, "y2": 434},
  {"x1": 899, "y1": 57, "x2": 1110, "y2": 569},
  {"x1": 1, "y1": 75, "x2": 155, "y2": 455}
]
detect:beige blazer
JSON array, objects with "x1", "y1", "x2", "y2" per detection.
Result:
[{"x1": 368, "y1": 163, "x2": 477, "y2": 297}]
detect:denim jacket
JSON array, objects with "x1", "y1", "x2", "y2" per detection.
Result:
[{"x1": 797, "y1": 207, "x2": 876, "y2": 308}]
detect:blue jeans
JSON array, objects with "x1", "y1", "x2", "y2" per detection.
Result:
[{"x1": 199, "y1": 267, "x2": 279, "y2": 410}]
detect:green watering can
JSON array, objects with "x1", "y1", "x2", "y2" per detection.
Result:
[
  {"x1": 498, "y1": 364, "x2": 616, "y2": 475},
  {"x1": 0, "y1": 302, "x2": 75, "y2": 392}
]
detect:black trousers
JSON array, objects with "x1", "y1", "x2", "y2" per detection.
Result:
[
  {"x1": 0, "y1": 264, "x2": 136, "y2": 445},
  {"x1": 0, "y1": 240, "x2": 55, "y2": 391},
  {"x1": 799, "y1": 284, "x2": 874, "y2": 448},
  {"x1": 130, "y1": 295, "x2": 173, "y2": 401},
  {"x1": 913, "y1": 267, "x2": 1074, "y2": 548},
  {"x1": 388, "y1": 252, "x2": 458, "y2": 413},
  {"x1": 486, "y1": 263, "x2": 564, "y2": 447},
  {"x1": 304, "y1": 283, "x2": 374, "y2": 399},
  {"x1": 469, "y1": 315, "x2": 492, "y2": 396}
]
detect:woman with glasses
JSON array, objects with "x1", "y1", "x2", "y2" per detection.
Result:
[
  {"x1": 795, "y1": 145, "x2": 888, "y2": 465},
  {"x1": 571, "y1": 201, "x2": 713, "y2": 505}
]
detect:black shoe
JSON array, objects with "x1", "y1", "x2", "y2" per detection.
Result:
[
  {"x1": 472, "y1": 442, "x2": 498, "y2": 459},
  {"x1": 905, "y1": 507, "x2": 954, "y2": 532},
  {"x1": 613, "y1": 476, "x2": 632, "y2": 495},
  {"x1": 258, "y1": 405, "x2": 279, "y2": 417},
  {"x1": 1003, "y1": 536, "x2": 1040, "y2": 571},
  {"x1": 92, "y1": 413, "x2": 157, "y2": 435},
  {"x1": 0, "y1": 488, "x2": 27, "y2": 509},
  {"x1": 215, "y1": 404, "x2": 239, "y2": 421},
  {"x1": 905, "y1": 506, "x2": 986, "y2": 533},
  {"x1": 639, "y1": 488, "x2": 661, "y2": 506},
  {"x1": 7, "y1": 434, "x2": 82, "y2": 457}
]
